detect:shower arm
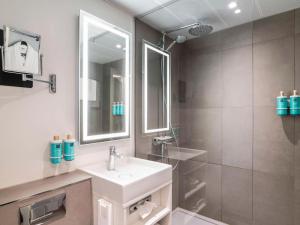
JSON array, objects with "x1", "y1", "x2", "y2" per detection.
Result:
[{"x1": 164, "y1": 22, "x2": 199, "y2": 34}]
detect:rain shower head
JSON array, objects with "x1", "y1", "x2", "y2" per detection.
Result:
[
  {"x1": 162, "y1": 22, "x2": 213, "y2": 50},
  {"x1": 188, "y1": 23, "x2": 213, "y2": 36}
]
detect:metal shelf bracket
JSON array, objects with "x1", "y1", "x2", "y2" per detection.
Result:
[{"x1": 22, "y1": 74, "x2": 56, "y2": 93}]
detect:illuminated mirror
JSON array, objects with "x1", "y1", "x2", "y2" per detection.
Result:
[
  {"x1": 79, "y1": 11, "x2": 130, "y2": 144},
  {"x1": 143, "y1": 41, "x2": 170, "y2": 134}
]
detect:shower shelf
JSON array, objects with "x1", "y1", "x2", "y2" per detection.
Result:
[
  {"x1": 191, "y1": 199, "x2": 206, "y2": 214},
  {"x1": 183, "y1": 162, "x2": 206, "y2": 176},
  {"x1": 184, "y1": 182, "x2": 206, "y2": 200}
]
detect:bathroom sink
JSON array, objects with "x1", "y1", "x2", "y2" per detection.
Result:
[{"x1": 79, "y1": 157, "x2": 172, "y2": 205}]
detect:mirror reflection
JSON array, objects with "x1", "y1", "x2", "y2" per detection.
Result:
[
  {"x1": 79, "y1": 11, "x2": 130, "y2": 144},
  {"x1": 143, "y1": 42, "x2": 170, "y2": 133}
]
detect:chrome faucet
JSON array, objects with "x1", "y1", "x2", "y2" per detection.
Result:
[{"x1": 108, "y1": 146, "x2": 121, "y2": 170}]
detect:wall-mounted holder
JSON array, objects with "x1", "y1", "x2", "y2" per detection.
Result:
[
  {"x1": 276, "y1": 90, "x2": 300, "y2": 116},
  {"x1": 22, "y1": 74, "x2": 56, "y2": 93},
  {"x1": 0, "y1": 26, "x2": 56, "y2": 93}
]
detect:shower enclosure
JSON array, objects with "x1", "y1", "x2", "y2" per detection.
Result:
[{"x1": 135, "y1": 3, "x2": 300, "y2": 225}]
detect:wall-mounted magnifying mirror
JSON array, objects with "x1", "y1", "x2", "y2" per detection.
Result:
[
  {"x1": 143, "y1": 41, "x2": 170, "y2": 134},
  {"x1": 2, "y1": 26, "x2": 41, "y2": 75},
  {"x1": 79, "y1": 11, "x2": 130, "y2": 144}
]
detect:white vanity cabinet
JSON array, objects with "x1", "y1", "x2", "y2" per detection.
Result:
[{"x1": 80, "y1": 157, "x2": 172, "y2": 225}]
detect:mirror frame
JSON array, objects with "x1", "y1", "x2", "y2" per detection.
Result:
[
  {"x1": 142, "y1": 40, "x2": 171, "y2": 134},
  {"x1": 79, "y1": 10, "x2": 131, "y2": 144}
]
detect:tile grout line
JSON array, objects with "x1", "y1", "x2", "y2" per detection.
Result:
[
  {"x1": 293, "y1": 10, "x2": 296, "y2": 222},
  {"x1": 251, "y1": 19, "x2": 255, "y2": 225}
]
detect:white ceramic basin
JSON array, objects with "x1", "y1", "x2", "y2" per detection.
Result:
[{"x1": 80, "y1": 157, "x2": 172, "y2": 205}]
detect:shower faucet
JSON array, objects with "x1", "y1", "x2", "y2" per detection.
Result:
[{"x1": 152, "y1": 136, "x2": 174, "y2": 157}]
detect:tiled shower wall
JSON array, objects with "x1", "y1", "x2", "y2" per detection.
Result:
[{"x1": 179, "y1": 10, "x2": 300, "y2": 225}]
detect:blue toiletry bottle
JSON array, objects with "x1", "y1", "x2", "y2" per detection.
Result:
[
  {"x1": 120, "y1": 102, "x2": 124, "y2": 115},
  {"x1": 116, "y1": 102, "x2": 120, "y2": 116},
  {"x1": 112, "y1": 102, "x2": 117, "y2": 116},
  {"x1": 50, "y1": 135, "x2": 62, "y2": 164},
  {"x1": 276, "y1": 91, "x2": 288, "y2": 116},
  {"x1": 63, "y1": 134, "x2": 75, "y2": 161},
  {"x1": 290, "y1": 90, "x2": 300, "y2": 116}
]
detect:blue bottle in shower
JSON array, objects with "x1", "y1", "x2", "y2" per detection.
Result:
[
  {"x1": 276, "y1": 91, "x2": 288, "y2": 116},
  {"x1": 290, "y1": 90, "x2": 300, "y2": 116}
]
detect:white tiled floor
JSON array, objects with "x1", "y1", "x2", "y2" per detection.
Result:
[{"x1": 172, "y1": 208, "x2": 228, "y2": 225}]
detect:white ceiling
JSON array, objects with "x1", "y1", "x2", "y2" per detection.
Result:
[
  {"x1": 107, "y1": 0, "x2": 300, "y2": 40},
  {"x1": 88, "y1": 25, "x2": 126, "y2": 64}
]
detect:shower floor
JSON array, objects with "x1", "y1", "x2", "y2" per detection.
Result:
[{"x1": 172, "y1": 208, "x2": 228, "y2": 225}]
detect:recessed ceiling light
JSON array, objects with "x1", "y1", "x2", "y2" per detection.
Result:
[
  {"x1": 234, "y1": 8, "x2": 241, "y2": 14},
  {"x1": 116, "y1": 44, "x2": 122, "y2": 49},
  {"x1": 228, "y1": 2, "x2": 237, "y2": 9}
]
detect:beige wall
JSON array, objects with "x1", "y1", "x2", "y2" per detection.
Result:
[{"x1": 0, "y1": 0, "x2": 135, "y2": 189}]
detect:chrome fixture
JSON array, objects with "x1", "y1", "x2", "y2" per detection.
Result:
[
  {"x1": 166, "y1": 35, "x2": 187, "y2": 51},
  {"x1": 108, "y1": 146, "x2": 122, "y2": 170},
  {"x1": 165, "y1": 22, "x2": 213, "y2": 37},
  {"x1": 19, "y1": 193, "x2": 66, "y2": 225},
  {"x1": 22, "y1": 73, "x2": 56, "y2": 93},
  {"x1": 161, "y1": 22, "x2": 213, "y2": 51},
  {"x1": 188, "y1": 23, "x2": 213, "y2": 36},
  {"x1": 153, "y1": 136, "x2": 174, "y2": 159}
]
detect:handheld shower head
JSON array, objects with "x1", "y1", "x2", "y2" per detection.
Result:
[
  {"x1": 166, "y1": 35, "x2": 187, "y2": 51},
  {"x1": 176, "y1": 35, "x2": 187, "y2": 43}
]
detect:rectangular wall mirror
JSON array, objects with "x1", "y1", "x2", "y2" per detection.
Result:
[
  {"x1": 143, "y1": 41, "x2": 170, "y2": 134},
  {"x1": 79, "y1": 11, "x2": 130, "y2": 144}
]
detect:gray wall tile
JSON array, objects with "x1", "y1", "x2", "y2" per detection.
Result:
[
  {"x1": 201, "y1": 164, "x2": 222, "y2": 220},
  {"x1": 184, "y1": 31, "x2": 222, "y2": 54},
  {"x1": 222, "y1": 166, "x2": 253, "y2": 225},
  {"x1": 253, "y1": 171, "x2": 294, "y2": 225},
  {"x1": 253, "y1": 11, "x2": 294, "y2": 44},
  {"x1": 187, "y1": 108, "x2": 222, "y2": 164},
  {"x1": 222, "y1": 46, "x2": 253, "y2": 107},
  {"x1": 222, "y1": 107, "x2": 253, "y2": 169},
  {"x1": 294, "y1": 117, "x2": 300, "y2": 225},
  {"x1": 221, "y1": 23, "x2": 253, "y2": 50},
  {"x1": 295, "y1": 9, "x2": 300, "y2": 34},
  {"x1": 253, "y1": 106, "x2": 294, "y2": 176},
  {"x1": 253, "y1": 37, "x2": 294, "y2": 107},
  {"x1": 190, "y1": 51, "x2": 223, "y2": 108},
  {"x1": 295, "y1": 34, "x2": 300, "y2": 90}
]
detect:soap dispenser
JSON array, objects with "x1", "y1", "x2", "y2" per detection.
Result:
[
  {"x1": 112, "y1": 102, "x2": 117, "y2": 116},
  {"x1": 290, "y1": 90, "x2": 300, "y2": 116},
  {"x1": 276, "y1": 91, "x2": 288, "y2": 116},
  {"x1": 119, "y1": 101, "x2": 124, "y2": 116},
  {"x1": 63, "y1": 134, "x2": 75, "y2": 161},
  {"x1": 50, "y1": 135, "x2": 63, "y2": 164}
]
